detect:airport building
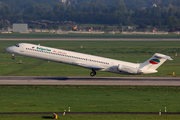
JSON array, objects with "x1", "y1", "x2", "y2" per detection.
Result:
[
  {"x1": 13, "y1": 23, "x2": 28, "y2": 33},
  {"x1": 61, "y1": 0, "x2": 67, "y2": 4}
]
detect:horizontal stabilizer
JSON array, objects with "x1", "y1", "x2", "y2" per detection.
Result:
[{"x1": 154, "y1": 53, "x2": 173, "y2": 60}]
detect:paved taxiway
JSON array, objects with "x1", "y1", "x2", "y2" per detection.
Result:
[{"x1": 0, "y1": 76, "x2": 180, "y2": 86}]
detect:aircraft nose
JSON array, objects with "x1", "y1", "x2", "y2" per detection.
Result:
[{"x1": 6, "y1": 46, "x2": 14, "y2": 53}]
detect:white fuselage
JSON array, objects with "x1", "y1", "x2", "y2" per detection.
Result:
[{"x1": 6, "y1": 43, "x2": 142, "y2": 75}]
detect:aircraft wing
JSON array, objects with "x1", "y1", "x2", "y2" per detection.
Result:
[{"x1": 77, "y1": 63, "x2": 104, "y2": 70}]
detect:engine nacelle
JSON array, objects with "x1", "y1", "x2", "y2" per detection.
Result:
[{"x1": 118, "y1": 64, "x2": 142, "y2": 75}]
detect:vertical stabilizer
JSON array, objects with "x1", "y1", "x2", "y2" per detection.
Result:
[{"x1": 139, "y1": 53, "x2": 172, "y2": 74}]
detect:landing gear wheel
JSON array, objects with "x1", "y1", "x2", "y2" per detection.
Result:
[
  {"x1": 90, "y1": 70, "x2": 96, "y2": 77},
  {"x1": 11, "y1": 54, "x2": 15, "y2": 59}
]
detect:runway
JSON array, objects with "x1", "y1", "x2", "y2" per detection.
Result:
[
  {"x1": 0, "y1": 38, "x2": 180, "y2": 41},
  {"x1": 0, "y1": 76, "x2": 180, "y2": 86}
]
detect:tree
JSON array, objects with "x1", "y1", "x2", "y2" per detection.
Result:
[
  {"x1": 41, "y1": 24, "x2": 47, "y2": 29},
  {"x1": 0, "y1": 23, "x2": 5, "y2": 29},
  {"x1": 16, "y1": 19, "x2": 24, "y2": 23},
  {"x1": 80, "y1": 6, "x2": 87, "y2": 13},
  {"x1": 0, "y1": 5, "x2": 12, "y2": 15},
  {"x1": 104, "y1": 24, "x2": 108, "y2": 30},
  {"x1": 89, "y1": 3, "x2": 99, "y2": 13},
  {"x1": 117, "y1": 23, "x2": 122, "y2": 30},
  {"x1": 66, "y1": 4, "x2": 76, "y2": 13},
  {"x1": 117, "y1": 4, "x2": 127, "y2": 14},
  {"x1": 138, "y1": 23, "x2": 147, "y2": 29},
  {"x1": 109, "y1": 5, "x2": 117, "y2": 13},
  {"x1": 99, "y1": 4, "x2": 108, "y2": 13},
  {"x1": 153, "y1": 21, "x2": 162, "y2": 28},
  {"x1": 167, "y1": 15, "x2": 179, "y2": 29},
  {"x1": 29, "y1": 24, "x2": 36, "y2": 29},
  {"x1": 53, "y1": 3, "x2": 65, "y2": 13}
]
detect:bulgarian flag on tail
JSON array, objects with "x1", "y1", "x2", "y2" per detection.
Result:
[{"x1": 149, "y1": 59, "x2": 160, "y2": 64}]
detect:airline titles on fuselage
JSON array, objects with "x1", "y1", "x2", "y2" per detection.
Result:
[{"x1": 26, "y1": 47, "x2": 109, "y2": 65}]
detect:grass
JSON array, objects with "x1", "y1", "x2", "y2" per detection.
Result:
[
  {"x1": 1, "y1": 40, "x2": 180, "y2": 120},
  {"x1": 0, "y1": 32, "x2": 180, "y2": 38},
  {"x1": 0, "y1": 86, "x2": 180, "y2": 120},
  {"x1": 1, "y1": 115, "x2": 180, "y2": 120},
  {"x1": 0, "y1": 86, "x2": 180, "y2": 113},
  {"x1": 0, "y1": 40, "x2": 180, "y2": 76}
]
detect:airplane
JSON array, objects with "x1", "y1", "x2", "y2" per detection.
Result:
[{"x1": 6, "y1": 43, "x2": 173, "y2": 76}]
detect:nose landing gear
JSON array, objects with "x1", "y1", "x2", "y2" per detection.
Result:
[
  {"x1": 90, "y1": 69, "x2": 96, "y2": 77},
  {"x1": 11, "y1": 54, "x2": 15, "y2": 59}
]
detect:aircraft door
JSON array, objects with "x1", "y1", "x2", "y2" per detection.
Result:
[{"x1": 19, "y1": 44, "x2": 24, "y2": 52}]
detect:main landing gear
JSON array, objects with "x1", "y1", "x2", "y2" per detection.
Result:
[
  {"x1": 11, "y1": 54, "x2": 15, "y2": 59},
  {"x1": 90, "y1": 69, "x2": 96, "y2": 77}
]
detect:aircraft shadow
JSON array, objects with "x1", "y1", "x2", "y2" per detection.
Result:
[
  {"x1": 0, "y1": 76, "x2": 179, "y2": 81},
  {"x1": 42, "y1": 116, "x2": 53, "y2": 119},
  {"x1": 34, "y1": 77, "x2": 179, "y2": 81}
]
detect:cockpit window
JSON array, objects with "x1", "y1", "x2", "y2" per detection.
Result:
[{"x1": 15, "y1": 44, "x2": 20, "y2": 47}]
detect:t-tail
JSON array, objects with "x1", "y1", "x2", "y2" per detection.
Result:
[{"x1": 138, "y1": 53, "x2": 173, "y2": 74}]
